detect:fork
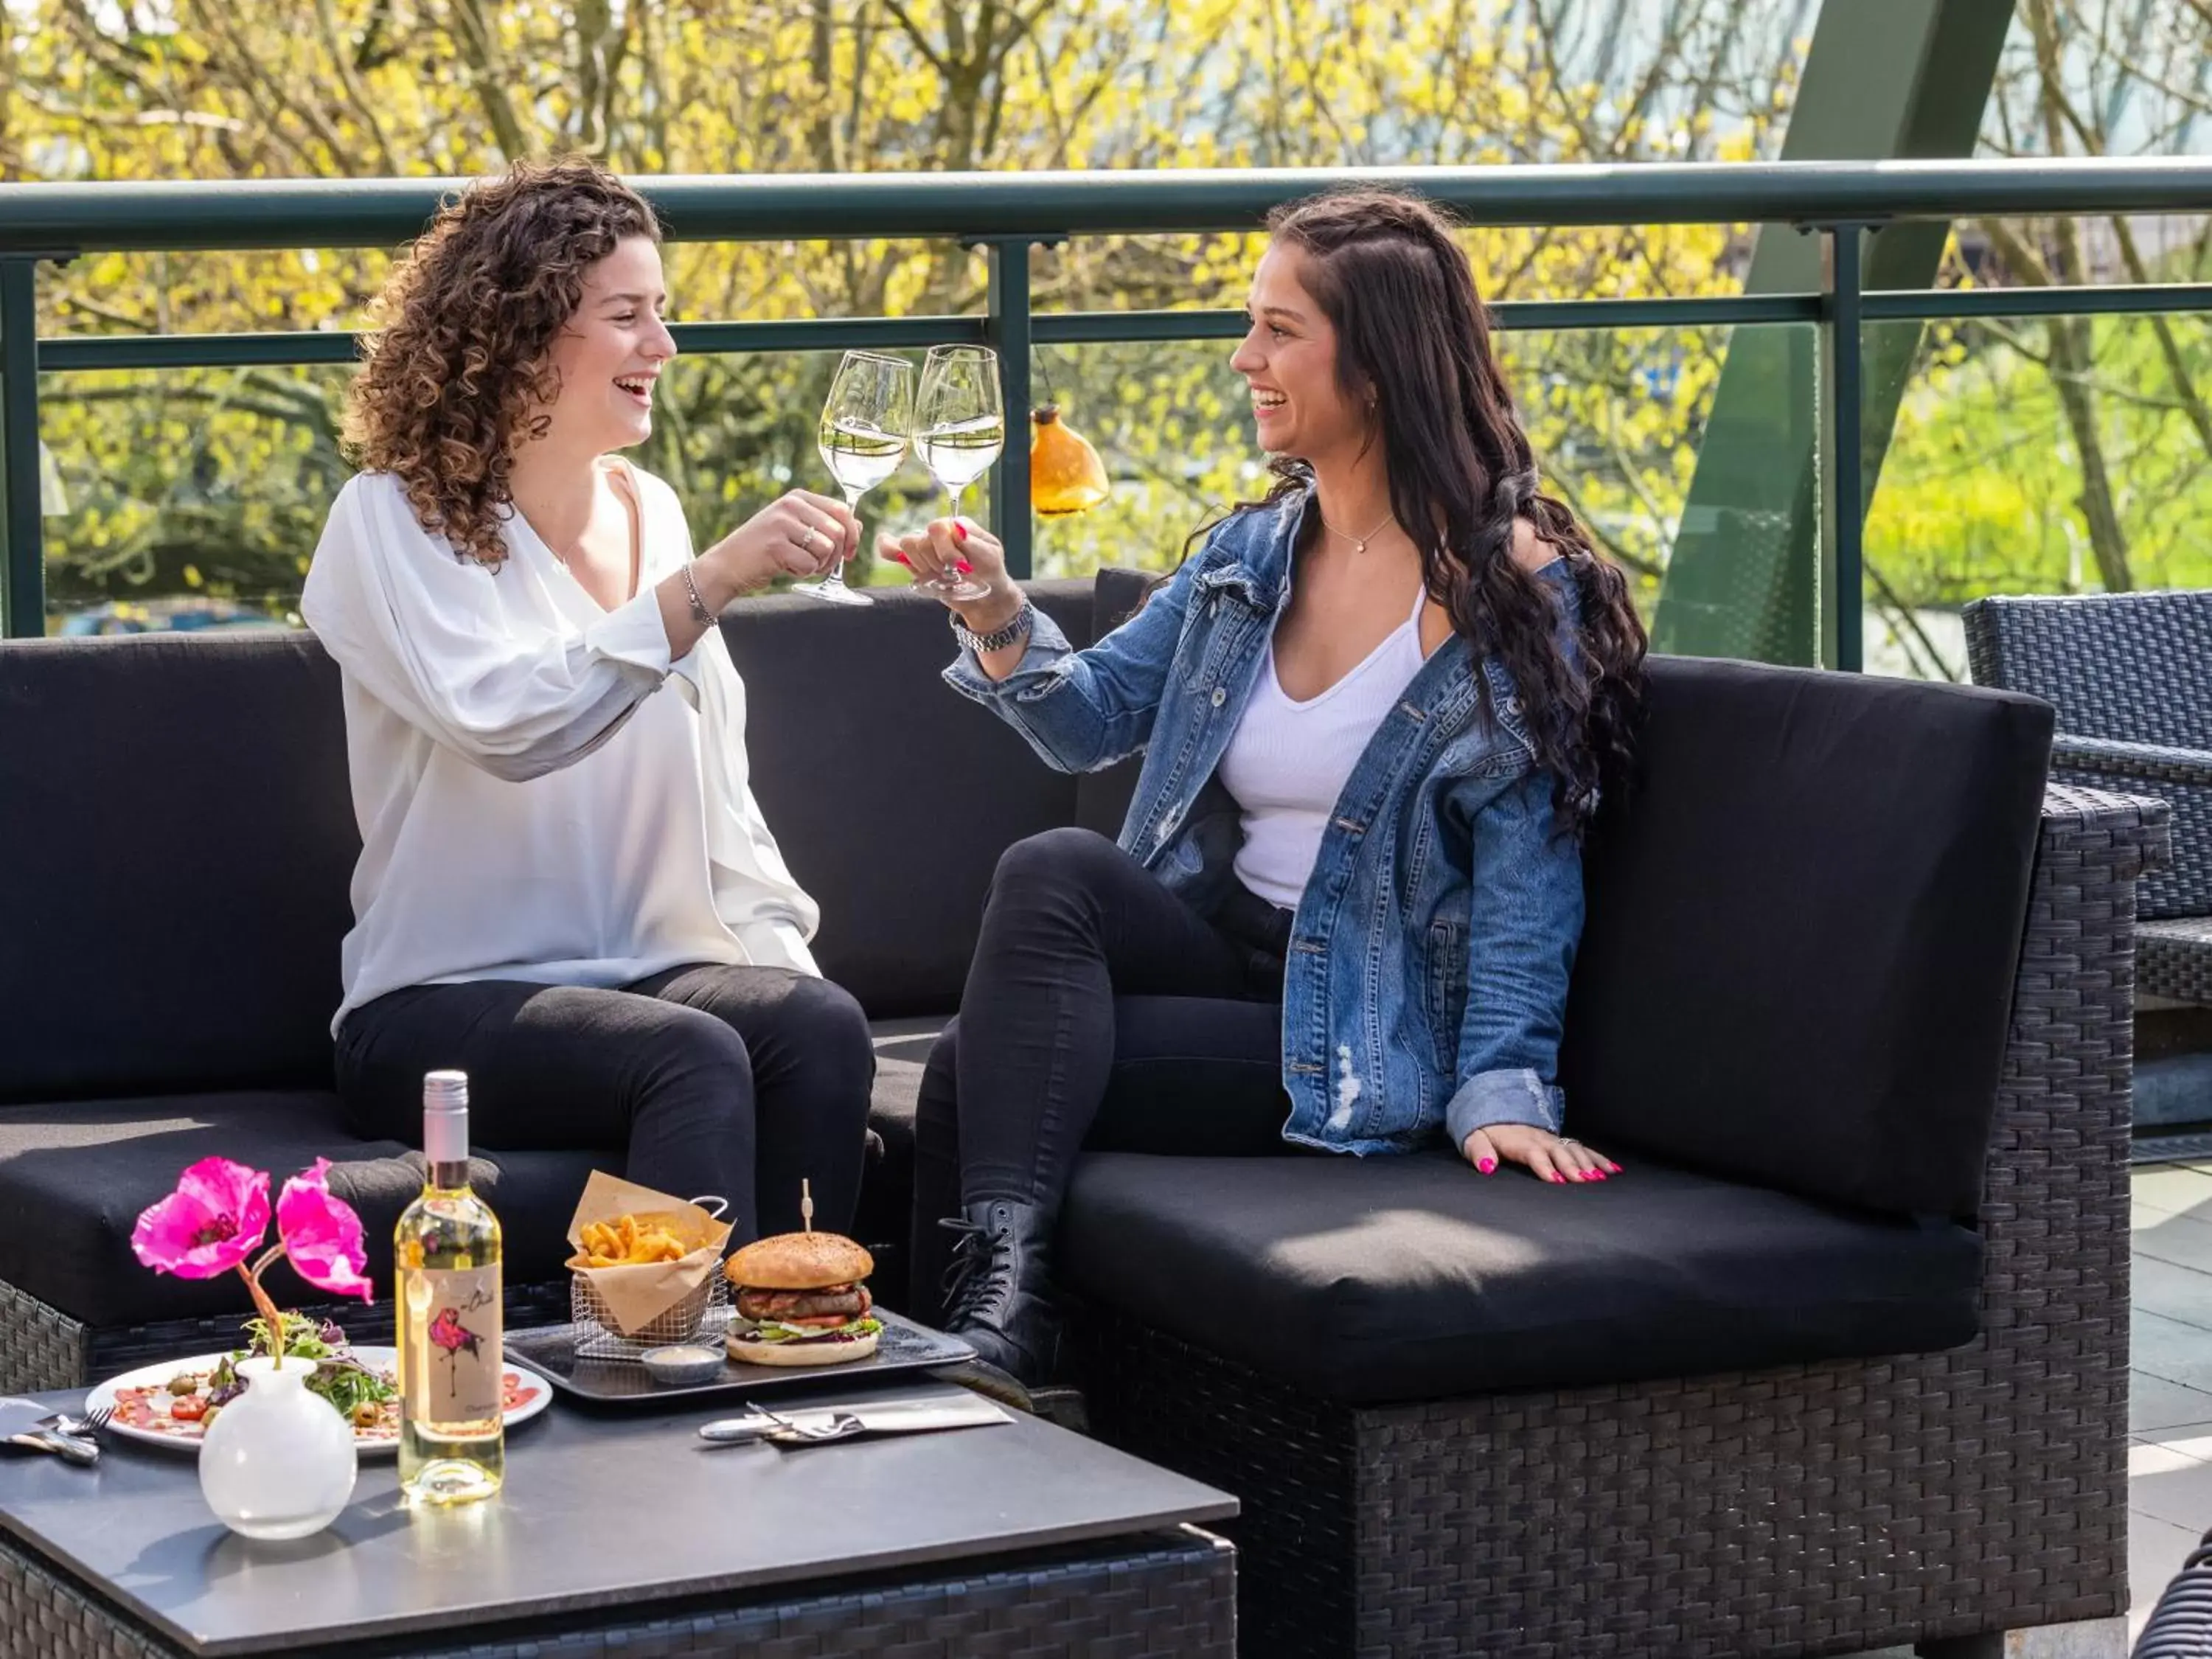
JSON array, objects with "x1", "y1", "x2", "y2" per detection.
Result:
[
  {"x1": 35, "y1": 1408, "x2": 112, "y2": 1438},
  {"x1": 741, "y1": 1400, "x2": 863, "y2": 1443}
]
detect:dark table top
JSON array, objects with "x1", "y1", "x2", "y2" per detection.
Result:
[{"x1": 0, "y1": 1371, "x2": 1236, "y2": 1658}]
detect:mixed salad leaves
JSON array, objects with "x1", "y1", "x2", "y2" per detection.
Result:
[{"x1": 144, "y1": 1313, "x2": 398, "y2": 1432}]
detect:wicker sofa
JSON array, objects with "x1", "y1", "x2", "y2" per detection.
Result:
[{"x1": 0, "y1": 577, "x2": 2159, "y2": 1658}]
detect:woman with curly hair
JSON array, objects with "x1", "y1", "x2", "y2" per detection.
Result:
[
  {"x1": 302, "y1": 159, "x2": 874, "y2": 1244},
  {"x1": 887, "y1": 187, "x2": 1647, "y2": 1385}
]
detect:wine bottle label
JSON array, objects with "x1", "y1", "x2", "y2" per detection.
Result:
[{"x1": 402, "y1": 1266, "x2": 502, "y2": 1423}]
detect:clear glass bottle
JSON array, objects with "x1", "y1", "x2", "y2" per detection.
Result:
[{"x1": 394, "y1": 1070, "x2": 504, "y2": 1504}]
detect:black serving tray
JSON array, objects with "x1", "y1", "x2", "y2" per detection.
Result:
[{"x1": 504, "y1": 1312, "x2": 975, "y2": 1404}]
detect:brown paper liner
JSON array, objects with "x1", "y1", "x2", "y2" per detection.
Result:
[{"x1": 563, "y1": 1170, "x2": 732, "y2": 1338}]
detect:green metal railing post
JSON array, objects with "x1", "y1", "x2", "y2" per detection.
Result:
[
  {"x1": 1819, "y1": 223, "x2": 1868, "y2": 672},
  {"x1": 0, "y1": 260, "x2": 43, "y2": 639},
  {"x1": 978, "y1": 237, "x2": 1042, "y2": 578}
]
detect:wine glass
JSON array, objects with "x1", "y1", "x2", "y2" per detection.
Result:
[
  {"x1": 914, "y1": 344, "x2": 1004, "y2": 604},
  {"x1": 798, "y1": 350, "x2": 914, "y2": 606}
]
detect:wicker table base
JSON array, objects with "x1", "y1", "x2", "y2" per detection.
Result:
[{"x1": 0, "y1": 1523, "x2": 1234, "y2": 1659}]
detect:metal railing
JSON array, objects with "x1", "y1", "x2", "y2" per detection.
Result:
[{"x1": 4, "y1": 157, "x2": 2211, "y2": 658}]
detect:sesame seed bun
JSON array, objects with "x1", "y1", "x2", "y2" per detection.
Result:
[{"x1": 722, "y1": 1230, "x2": 874, "y2": 1291}]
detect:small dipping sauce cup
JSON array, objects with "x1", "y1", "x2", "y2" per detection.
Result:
[{"x1": 641, "y1": 1343, "x2": 724, "y2": 1385}]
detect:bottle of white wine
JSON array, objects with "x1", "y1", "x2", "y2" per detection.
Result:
[{"x1": 395, "y1": 1070, "x2": 504, "y2": 1505}]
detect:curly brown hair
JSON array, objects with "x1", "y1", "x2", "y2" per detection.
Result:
[{"x1": 342, "y1": 158, "x2": 661, "y2": 568}]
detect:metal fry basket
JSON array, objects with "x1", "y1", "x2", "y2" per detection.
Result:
[{"x1": 566, "y1": 1193, "x2": 732, "y2": 1363}]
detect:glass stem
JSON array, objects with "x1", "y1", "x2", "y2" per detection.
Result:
[
  {"x1": 827, "y1": 487, "x2": 860, "y2": 589},
  {"x1": 939, "y1": 484, "x2": 964, "y2": 591}
]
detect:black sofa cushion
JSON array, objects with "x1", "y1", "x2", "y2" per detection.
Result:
[
  {"x1": 0, "y1": 634, "x2": 358, "y2": 1104},
  {"x1": 0, "y1": 585, "x2": 1104, "y2": 1116},
  {"x1": 1560, "y1": 658, "x2": 2051, "y2": 1221},
  {"x1": 0, "y1": 1092, "x2": 602, "y2": 1328},
  {"x1": 1060, "y1": 1151, "x2": 1983, "y2": 1405},
  {"x1": 848, "y1": 1015, "x2": 947, "y2": 1309},
  {"x1": 728, "y1": 580, "x2": 1096, "y2": 1017}
]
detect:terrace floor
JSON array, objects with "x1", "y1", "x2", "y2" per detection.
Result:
[{"x1": 2122, "y1": 1158, "x2": 2212, "y2": 1644}]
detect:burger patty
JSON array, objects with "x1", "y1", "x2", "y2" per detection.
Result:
[{"x1": 736, "y1": 1285, "x2": 872, "y2": 1322}]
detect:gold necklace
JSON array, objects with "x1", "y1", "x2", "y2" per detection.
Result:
[{"x1": 1319, "y1": 508, "x2": 1395, "y2": 554}]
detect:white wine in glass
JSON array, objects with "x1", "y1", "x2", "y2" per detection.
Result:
[
  {"x1": 914, "y1": 345, "x2": 1004, "y2": 604},
  {"x1": 799, "y1": 350, "x2": 914, "y2": 607}
]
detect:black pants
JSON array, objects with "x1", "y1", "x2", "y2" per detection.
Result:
[
  {"x1": 909, "y1": 827, "x2": 1298, "y2": 1317},
  {"x1": 336, "y1": 963, "x2": 875, "y2": 1245}
]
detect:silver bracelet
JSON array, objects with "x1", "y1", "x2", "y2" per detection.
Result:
[
  {"x1": 950, "y1": 598, "x2": 1034, "y2": 655},
  {"x1": 679, "y1": 563, "x2": 716, "y2": 627}
]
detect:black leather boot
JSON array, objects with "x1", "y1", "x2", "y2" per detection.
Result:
[{"x1": 937, "y1": 1197, "x2": 1060, "y2": 1388}]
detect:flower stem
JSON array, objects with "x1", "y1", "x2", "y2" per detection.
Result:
[{"x1": 234, "y1": 1261, "x2": 289, "y2": 1371}]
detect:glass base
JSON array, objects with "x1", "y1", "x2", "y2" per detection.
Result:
[
  {"x1": 923, "y1": 574, "x2": 995, "y2": 604},
  {"x1": 793, "y1": 577, "x2": 875, "y2": 606},
  {"x1": 403, "y1": 1457, "x2": 502, "y2": 1506}
]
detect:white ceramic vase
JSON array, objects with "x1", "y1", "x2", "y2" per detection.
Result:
[{"x1": 198, "y1": 1354, "x2": 357, "y2": 1540}]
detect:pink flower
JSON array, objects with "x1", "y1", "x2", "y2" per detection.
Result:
[
  {"x1": 131, "y1": 1158, "x2": 271, "y2": 1280},
  {"x1": 276, "y1": 1158, "x2": 374, "y2": 1304}
]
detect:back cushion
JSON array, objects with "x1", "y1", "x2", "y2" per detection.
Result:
[
  {"x1": 0, "y1": 581, "x2": 1099, "y2": 1103},
  {"x1": 1070, "y1": 567, "x2": 1152, "y2": 837},
  {"x1": 727, "y1": 581, "x2": 1093, "y2": 1015},
  {"x1": 1558, "y1": 657, "x2": 2053, "y2": 1220},
  {"x1": 0, "y1": 633, "x2": 358, "y2": 1102}
]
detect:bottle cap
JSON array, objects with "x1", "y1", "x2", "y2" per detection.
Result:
[{"x1": 423, "y1": 1070, "x2": 469, "y2": 1165}]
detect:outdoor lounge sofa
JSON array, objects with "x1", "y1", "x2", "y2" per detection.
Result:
[{"x1": 0, "y1": 577, "x2": 2157, "y2": 1657}]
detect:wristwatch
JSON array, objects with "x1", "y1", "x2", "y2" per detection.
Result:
[{"x1": 950, "y1": 598, "x2": 1034, "y2": 655}]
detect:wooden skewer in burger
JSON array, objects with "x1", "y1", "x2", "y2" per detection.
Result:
[{"x1": 723, "y1": 1179, "x2": 883, "y2": 1366}]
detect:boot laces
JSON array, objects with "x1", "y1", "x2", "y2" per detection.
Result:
[{"x1": 939, "y1": 1215, "x2": 1017, "y2": 1326}]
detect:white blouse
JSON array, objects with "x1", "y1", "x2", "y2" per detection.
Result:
[{"x1": 302, "y1": 465, "x2": 820, "y2": 1033}]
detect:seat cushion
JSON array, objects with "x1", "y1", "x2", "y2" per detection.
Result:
[
  {"x1": 0, "y1": 1093, "x2": 604, "y2": 1329},
  {"x1": 1560, "y1": 656, "x2": 2053, "y2": 1220},
  {"x1": 1060, "y1": 1151, "x2": 1982, "y2": 1405},
  {"x1": 851, "y1": 1015, "x2": 947, "y2": 1304}
]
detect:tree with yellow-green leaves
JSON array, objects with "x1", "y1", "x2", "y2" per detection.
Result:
[{"x1": 11, "y1": 0, "x2": 1802, "y2": 625}]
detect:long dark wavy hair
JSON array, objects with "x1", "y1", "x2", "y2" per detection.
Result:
[
  {"x1": 1221, "y1": 187, "x2": 1646, "y2": 832},
  {"x1": 342, "y1": 158, "x2": 659, "y2": 567}
]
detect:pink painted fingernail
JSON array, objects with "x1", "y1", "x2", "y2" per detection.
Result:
[
  {"x1": 887, "y1": 549, "x2": 910, "y2": 565},
  {"x1": 956, "y1": 559, "x2": 975, "y2": 573},
  {"x1": 1546, "y1": 1172, "x2": 1562, "y2": 1183},
  {"x1": 1477, "y1": 1158, "x2": 1495, "y2": 1175},
  {"x1": 953, "y1": 522, "x2": 970, "y2": 542}
]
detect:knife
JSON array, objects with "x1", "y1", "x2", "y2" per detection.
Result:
[
  {"x1": 698, "y1": 1399, "x2": 1011, "y2": 1444},
  {"x1": 5, "y1": 1430, "x2": 98, "y2": 1467}
]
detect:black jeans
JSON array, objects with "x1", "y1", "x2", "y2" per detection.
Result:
[
  {"x1": 909, "y1": 827, "x2": 1296, "y2": 1317},
  {"x1": 336, "y1": 963, "x2": 875, "y2": 1245}
]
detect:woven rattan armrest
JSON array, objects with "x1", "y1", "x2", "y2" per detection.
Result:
[{"x1": 2051, "y1": 731, "x2": 2212, "y2": 789}]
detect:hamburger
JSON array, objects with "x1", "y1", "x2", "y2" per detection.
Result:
[{"x1": 722, "y1": 1231, "x2": 882, "y2": 1366}]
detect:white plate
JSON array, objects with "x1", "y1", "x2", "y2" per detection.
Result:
[{"x1": 86, "y1": 1346, "x2": 552, "y2": 1457}]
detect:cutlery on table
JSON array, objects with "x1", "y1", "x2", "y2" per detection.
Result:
[{"x1": 6, "y1": 1429, "x2": 98, "y2": 1466}]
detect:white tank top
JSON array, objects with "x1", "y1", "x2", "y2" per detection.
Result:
[{"x1": 1217, "y1": 582, "x2": 1431, "y2": 910}]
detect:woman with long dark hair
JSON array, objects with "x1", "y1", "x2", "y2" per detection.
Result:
[{"x1": 886, "y1": 187, "x2": 1649, "y2": 1387}]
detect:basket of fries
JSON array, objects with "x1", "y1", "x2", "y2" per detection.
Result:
[{"x1": 564, "y1": 1172, "x2": 734, "y2": 1360}]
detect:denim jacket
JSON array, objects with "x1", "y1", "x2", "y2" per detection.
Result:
[{"x1": 942, "y1": 485, "x2": 1585, "y2": 1155}]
